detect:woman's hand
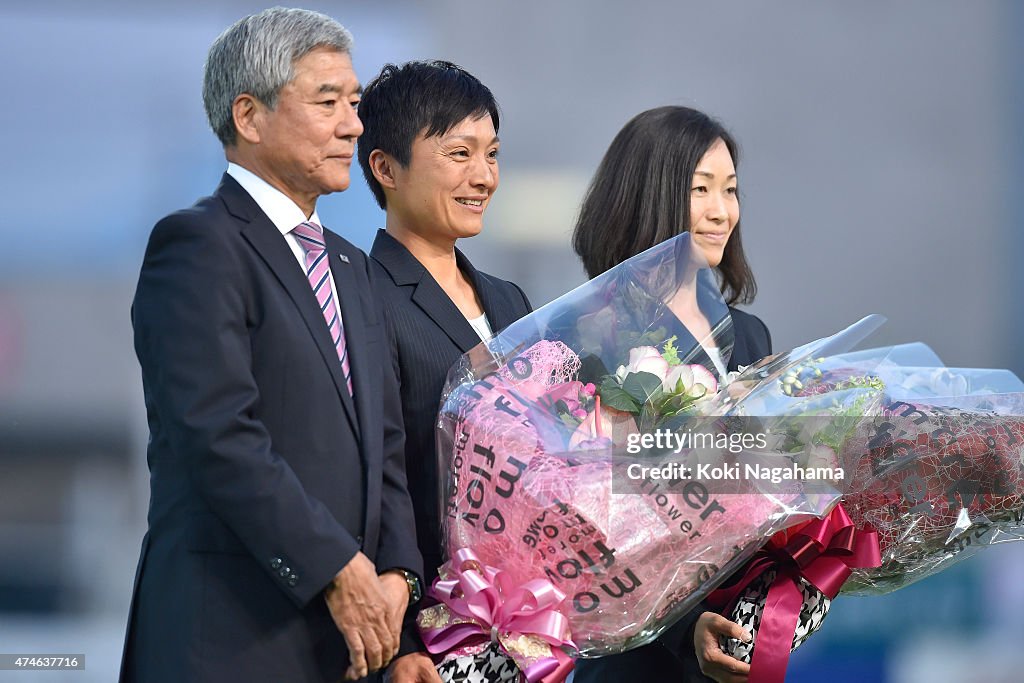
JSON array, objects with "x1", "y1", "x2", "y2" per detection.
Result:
[
  {"x1": 694, "y1": 611, "x2": 752, "y2": 683},
  {"x1": 385, "y1": 652, "x2": 443, "y2": 683}
]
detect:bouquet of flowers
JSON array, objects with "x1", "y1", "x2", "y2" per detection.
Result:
[
  {"x1": 418, "y1": 234, "x2": 860, "y2": 682},
  {"x1": 418, "y1": 231, "x2": 1024, "y2": 683},
  {"x1": 708, "y1": 344, "x2": 1024, "y2": 682}
]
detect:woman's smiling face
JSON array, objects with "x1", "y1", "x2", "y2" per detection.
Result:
[
  {"x1": 388, "y1": 114, "x2": 500, "y2": 242},
  {"x1": 688, "y1": 137, "x2": 739, "y2": 268}
]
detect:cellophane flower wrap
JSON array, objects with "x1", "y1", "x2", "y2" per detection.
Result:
[
  {"x1": 829, "y1": 352, "x2": 1024, "y2": 593},
  {"x1": 709, "y1": 333, "x2": 1024, "y2": 683},
  {"x1": 422, "y1": 233, "x2": 852, "y2": 679}
]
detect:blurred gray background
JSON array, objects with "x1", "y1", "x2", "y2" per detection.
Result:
[{"x1": 1, "y1": 1, "x2": 1021, "y2": 681}]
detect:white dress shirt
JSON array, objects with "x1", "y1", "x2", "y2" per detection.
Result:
[
  {"x1": 467, "y1": 312, "x2": 493, "y2": 341},
  {"x1": 703, "y1": 345, "x2": 729, "y2": 380},
  {"x1": 226, "y1": 163, "x2": 343, "y2": 320}
]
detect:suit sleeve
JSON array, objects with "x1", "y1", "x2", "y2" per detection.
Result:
[
  {"x1": 371, "y1": 293, "x2": 423, "y2": 578},
  {"x1": 762, "y1": 317, "x2": 773, "y2": 355},
  {"x1": 133, "y1": 213, "x2": 360, "y2": 608},
  {"x1": 656, "y1": 607, "x2": 714, "y2": 682},
  {"x1": 375, "y1": 295, "x2": 428, "y2": 658}
]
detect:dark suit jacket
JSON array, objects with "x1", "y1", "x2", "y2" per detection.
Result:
[
  {"x1": 120, "y1": 175, "x2": 421, "y2": 683},
  {"x1": 369, "y1": 229, "x2": 533, "y2": 586},
  {"x1": 574, "y1": 307, "x2": 772, "y2": 683}
]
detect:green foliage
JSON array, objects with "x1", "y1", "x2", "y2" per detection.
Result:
[
  {"x1": 622, "y1": 371, "x2": 664, "y2": 405},
  {"x1": 661, "y1": 335, "x2": 682, "y2": 366},
  {"x1": 598, "y1": 377, "x2": 641, "y2": 412}
]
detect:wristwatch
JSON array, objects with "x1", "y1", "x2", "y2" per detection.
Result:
[{"x1": 393, "y1": 568, "x2": 423, "y2": 604}]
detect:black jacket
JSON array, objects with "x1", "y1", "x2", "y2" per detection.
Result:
[
  {"x1": 369, "y1": 229, "x2": 533, "y2": 584},
  {"x1": 121, "y1": 176, "x2": 421, "y2": 682}
]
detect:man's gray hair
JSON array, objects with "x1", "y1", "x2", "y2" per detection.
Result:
[{"x1": 202, "y1": 7, "x2": 354, "y2": 147}]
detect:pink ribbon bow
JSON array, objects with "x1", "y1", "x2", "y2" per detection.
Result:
[
  {"x1": 417, "y1": 548, "x2": 576, "y2": 683},
  {"x1": 708, "y1": 504, "x2": 882, "y2": 683}
]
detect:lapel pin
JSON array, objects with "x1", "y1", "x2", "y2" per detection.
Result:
[{"x1": 337, "y1": 253, "x2": 350, "y2": 264}]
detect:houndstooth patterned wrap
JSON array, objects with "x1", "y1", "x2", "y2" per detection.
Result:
[
  {"x1": 436, "y1": 642, "x2": 523, "y2": 683},
  {"x1": 720, "y1": 568, "x2": 831, "y2": 663}
]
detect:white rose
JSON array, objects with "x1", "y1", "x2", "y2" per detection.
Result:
[{"x1": 616, "y1": 346, "x2": 670, "y2": 382}]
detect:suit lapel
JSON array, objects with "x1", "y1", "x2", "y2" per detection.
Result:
[
  {"x1": 372, "y1": 230, "x2": 482, "y2": 353},
  {"x1": 411, "y1": 278, "x2": 484, "y2": 353},
  {"x1": 457, "y1": 249, "x2": 515, "y2": 332},
  {"x1": 727, "y1": 309, "x2": 749, "y2": 372},
  {"x1": 219, "y1": 176, "x2": 360, "y2": 438}
]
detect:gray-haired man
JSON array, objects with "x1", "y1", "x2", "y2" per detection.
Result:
[{"x1": 120, "y1": 8, "x2": 423, "y2": 681}]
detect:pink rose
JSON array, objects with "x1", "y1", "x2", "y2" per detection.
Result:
[
  {"x1": 663, "y1": 364, "x2": 694, "y2": 393},
  {"x1": 540, "y1": 381, "x2": 586, "y2": 415},
  {"x1": 689, "y1": 364, "x2": 719, "y2": 395},
  {"x1": 662, "y1": 363, "x2": 719, "y2": 396}
]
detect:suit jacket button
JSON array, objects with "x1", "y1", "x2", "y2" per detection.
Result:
[
  {"x1": 279, "y1": 566, "x2": 291, "y2": 578},
  {"x1": 270, "y1": 558, "x2": 283, "y2": 570},
  {"x1": 357, "y1": 535, "x2": 364, "y2": 546},
  {"x1": 287, "y1": 576, "x2": 298, "y2": 587}
]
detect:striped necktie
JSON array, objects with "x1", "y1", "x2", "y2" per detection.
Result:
[{"x1": 291, "y1": 221, "x2": 353, "y2": 396}]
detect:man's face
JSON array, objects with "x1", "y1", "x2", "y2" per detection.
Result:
[{"x1": 252, "y1": 47, "x2": 363, "y2": 209}]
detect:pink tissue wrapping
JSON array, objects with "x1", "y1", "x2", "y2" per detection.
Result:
[{"x1": 441, "y1": 341, "x2": 807, "y2": 654}]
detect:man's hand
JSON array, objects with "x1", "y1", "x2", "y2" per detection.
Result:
[
  {"x1": 324, "y1": 552, "x2": 398, "y2": 680},
  {"x1": 694, "y1": 611, "x2": 752, "y2": 683},
  {"x1": 379, "y1": 570, "x2": 411, "y2": 646},
  {"x1": 385, "y1": 652, "x2": 443, "y2": 683}
]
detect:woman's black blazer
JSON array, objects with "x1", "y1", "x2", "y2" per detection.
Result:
[{"x1": 369, "y1": 230, "x2": 532, "y2": 584}]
